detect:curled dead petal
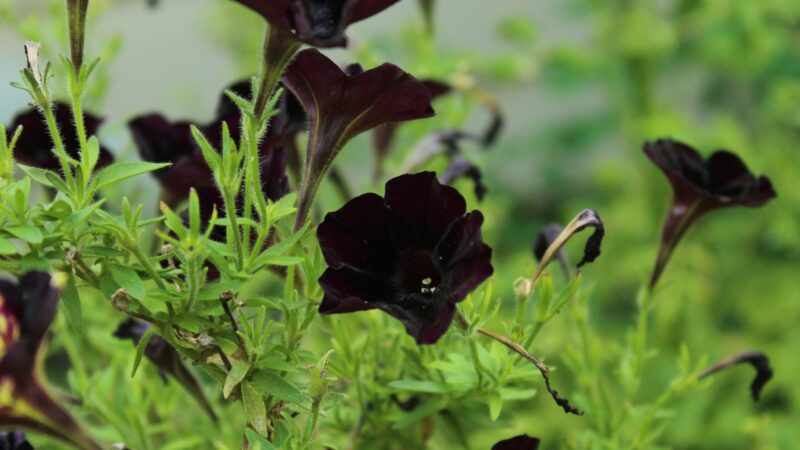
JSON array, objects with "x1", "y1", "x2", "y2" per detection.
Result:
[{"x1": 700, "y1": 350, "x2": 773, "y2": 401}]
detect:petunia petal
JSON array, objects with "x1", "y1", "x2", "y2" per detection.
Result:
[
  {"x1": 317, "y1": 193, "x2": 395, "y2": 273},
  {"x1": 384, "y1": 172, "x2": 466, "y2": 248}
]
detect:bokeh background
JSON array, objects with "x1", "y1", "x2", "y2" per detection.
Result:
[{"x1": 1, "y1": 0, "x2": 799, "y2": 449}]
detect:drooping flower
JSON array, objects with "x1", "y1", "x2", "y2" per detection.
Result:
[
  {"x1": 317, "y1": 172, "x2": 493, "y2": 344},
  {"x1": 491, "y1": 434, "x2": 541, "y2": 450},
  {"x1": 8, "y1": 103, "x2": 113, "y2": 172},
  {"x1": 229, "y1": 0, "x2": 401, "y2": 47},
  {"x1": 113, "y1": 319, "x2": 217, "y2": 422},
  {"x1": 644, "y1": 139, "x2": 777, "y2": 288},
  {"x1": 0, "y1": 272, "x2": 102, "y2": 450},
  {"x1": 282, "y1": 49, "x2": 434, "y2": 228}
]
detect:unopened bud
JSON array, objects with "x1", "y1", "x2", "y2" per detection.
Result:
[
  {"x1": 514, "y1": 277, "x2": 532, "y2": 300},
  {"x1": 111, "y1": 288, "x2": 131, "y2": 312}
]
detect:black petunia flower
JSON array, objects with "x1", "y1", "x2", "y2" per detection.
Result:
[
  {"x1": 230, "y1": 0, "x2": 401, "y2": 48},
  {"x1": 0, "y1": 431, "x2": 33, "y2": 450},
  {"x1": 0, "y1": 272, "x2": 101, "y2": 450},
  {"x1": 8, "y1": 103, "x2": 113, "y2": 172},
  {"x1": 317, "y1": 172, "x2": 493, "y2": 344},
  {"x1": 644, "y1": 139, "x2": 777, "y2": 288},
  {"x1": 282, "y1": 49, "x2": 434, "y2": 228},
  {"x1": 491, "y1": 434, "x2": 541, "y2": 450},
  {"x1": 114, "y1": 319, "x2": 217, "y2": 421}
]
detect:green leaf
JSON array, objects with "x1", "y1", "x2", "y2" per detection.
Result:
[
  {"x1": 86, "y1": 136, "x2": 100, "y2": 170},
  {"x1": 109, "y1": 264, "x2": 146, "y2": 300},
  {"x1": 223, "y1": 360, "x2": 251, "y2": 399},
  {"x1": 0, "y1": 238, "x2": 18, "y2": 255},
  {"x1": 245, "y1": 429, "x2": 277, "y2": 450},
  {"x1": 487, "y1": 390, "x2": 503, "y2": 421},
  {"x1": 197, "y1": 280, "x2": 245, "y2": 301},
  {"x1": 132, "y1": 326, "x2": 156, "y2": 377},
  {"x1": 94, "y1": 161, "x2": 170, "y2": 190},
  {"x1": 17, "y1": 164, "x2": 63, "y2": 189},
  {"x1": 5, "y1": 225, "x2": 44, "y2": 244},
  {"x1": 388, "y1": 380, "x2": 450, "y2": 394},
  {"x1": 61, "y1": 274, "x2": 83, "y2": 334},
  {"x1": 250, "y1": 370, "x2": 310, "y2": 406},
  {"x1": 191, "y1": 125, "x2": 221, "y2": 172},
  {"x1": 241, "y1": 381, "x2": 269, "y2": 437}
]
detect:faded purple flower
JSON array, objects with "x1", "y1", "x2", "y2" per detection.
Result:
[
  {"x1": 9, "y1": 103, "x2": 113, "y2": 171},
  {"x1": 317, "y1": 172, "x2": 492, "y2": 344},
  {"x1": 0, "y1": 272, "x2": 101, "y2": 450},
  {"x1": 282, "y1": 49, "x2": 434, "y2": 228},
  {"x1": 645, "y1": 139, "x2": 777, "y2": 288},
  {"x1": 229, "y1": 0, "x2": 401, "y2": 47}
]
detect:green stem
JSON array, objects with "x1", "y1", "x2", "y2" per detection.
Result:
[
  {"x1": 222, "y1": 189, "x2": 244, "y2": 272},
  {"x1": 42, "y1": 103, "x2": 75, "y2": 188}
]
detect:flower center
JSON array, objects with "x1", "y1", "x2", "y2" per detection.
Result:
[
  {"x1": 0, "y1": 296, "x2": 20, "y2": 359},
  {"x1": 398, "y1": 250, "x2": 443, "y2": 298}
]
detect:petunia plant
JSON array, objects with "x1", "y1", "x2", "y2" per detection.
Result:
[{"x1": 0, "y1": 0, "x2": 786, "y2": 449}]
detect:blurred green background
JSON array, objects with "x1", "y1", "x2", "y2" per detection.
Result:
[{"x1": 1, "y1": 0, "x2": 799, "y2": 449}]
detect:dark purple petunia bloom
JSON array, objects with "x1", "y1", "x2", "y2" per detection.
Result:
[
  {"x1": 491, "y1": 434, "x2": 541, "y2": 450},
  {"x1": 8, "y1": 103, "x2": 113, "y2": 172},
  {"x1": 282, "y1": 49, "x2": 434, "y2": 228},
  {"x1": 229, "y1": 0, "x2": 401, "y2": 47},
  {"x1": 114, "y1": 319, "x2": 217, "y2": 421},
  {"x1": 0, "y1": 431, "x2": 33, "y2": 450},
  {"x1": 317, "y1": 172, "x2": 493, "y2": 344},
  {"x1": 0, "y1": 272, "x2": 102, "y2": 450},
  {"x1": 644, "y1": 139, "x2": 777, "y2": 288}
]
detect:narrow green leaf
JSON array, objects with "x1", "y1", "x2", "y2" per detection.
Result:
[
  {"x1": 109, "y1": 264, "x2": 146, "y2": 300},
  {"x1": 0, "y1": 238, "x2": 18, "y2": 255},
  {"x1": 5, "y1": 225, "x2": 44, "y2": 244},
  {"x1": 132, "y1": 326, "x2": 156, "y2": 377},
  {"x1": 61, "y1": 274, "x2": 83, "y2": 334},
  {"x1": 86, "y1": 136, "x2": 100, "y2": 170},
  {"x1": 249, "y1": 370, "x2": 310, "y2": 405},
  {"x1": 223, "y1": 360, "x2": 251, "y2": 399},
  {"x1": 94, "y1": 161, "x2": 170, "y2": 190},
  {"x1": 389, "y1": 380, "x2": 450, "y2": 394},
  {"x1": 17, "y1": 164, "x2": 59, "y2": 188},
  {"x1": 191, "y1": 125, "x2": 221, "y2": 172},
  {"x1": 245, "y1": 429, "x2": 277, "y2": 450},
  {"x1": 241, "y1": 381, "x2": 269, "y2": 437},
  {"x1": 488, "y1": 390, "x2": 503, "y2": 421}
]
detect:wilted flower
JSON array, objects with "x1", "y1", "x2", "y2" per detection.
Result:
[
  {"x1": 113, "y1": 319, "x2": 217, "y2": 422},
  {"x1": 230, "y1": 0, "x2": 401, "y2": 47},
  {"x1": 491, "y1": 434, "x2": 541, "y2": 450},
  {"x1": 644, "y1": 139, "x2": 777, "y2": 288},
  {"x1": 0, "y1": 272, "x2": 102, "y2": 450},
  {"x1": 282, "y1": 49, "x2": 434, "y2": 228},
  {"x1": 317, "y1": 172, "x2": 493, "y2": 344},
  {"x1": 8, "y1": 103, "x2": 113, "y2": 172},
  {"x1": 0, "y1": 431, "x2": 33, "y2": 450},
  {"x1": 699, "y1": 350, "x2": 773, "y2": 401}
]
